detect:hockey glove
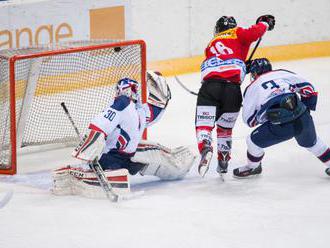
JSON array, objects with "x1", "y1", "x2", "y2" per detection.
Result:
[
  {"x1": 147, "y1": 71, "x2": 171, "y2": 109},
  {"x1": 256, "y1": 15, "x2": 275, "y2": 31},
  {"x1": 301, "y1": 95, "x2": 318, "y2": 111},
  {"x1": 72, "y1": 129, "x2": 106, "y2": 162},
  {"x1": 245, "y1": 60, "x2": 252, "y2": 74}
]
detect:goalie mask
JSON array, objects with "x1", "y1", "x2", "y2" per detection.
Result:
[
  {"x1": 116, "y1": 78, "x2": 139, "y2": 102},
  {"x1": 147, "y1": 71, "x2": 171, "y2": 109}
]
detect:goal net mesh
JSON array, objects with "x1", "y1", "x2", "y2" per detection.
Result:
[{"x1": 0, "y1": 40, "x2": 145, "y2": 173}]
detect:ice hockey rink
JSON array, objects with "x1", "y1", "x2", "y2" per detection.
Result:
[{"x1": 1, "y1": 57, "x2": 330, "y2": 248}]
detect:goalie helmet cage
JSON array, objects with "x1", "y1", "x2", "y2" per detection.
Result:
[{"x1": 0, "y1": 39, "x2": 147, "y2": 175}]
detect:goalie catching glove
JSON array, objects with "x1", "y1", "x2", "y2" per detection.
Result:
[{"x1": 147, "y1": 71, "x2": 171, "y2": 109}]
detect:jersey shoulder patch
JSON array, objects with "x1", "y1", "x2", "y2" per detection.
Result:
[{"x1": 111, "y1": 96, "x2": 131, "y2": 111}]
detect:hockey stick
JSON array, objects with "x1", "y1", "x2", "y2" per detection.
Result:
[
  {"x1": 88, "y1": 160, "x2": 144, "y2": 202},
  {"x1": 60, "y1": 102, "x2": 82, "y2": 140},
  {"x1": 90, "y1": 160, "x2": 119, "y2": 202},
  {"x1": 246, "y1": 38, "x2": 262, "y2": 64},
  {"x1": 60, "y1": 102, "x2": 120, "y2": 202},
  {"x1": 174, "y1": 76, "x2": 198, "y2": 96}
]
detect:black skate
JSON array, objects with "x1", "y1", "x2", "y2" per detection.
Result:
[
  {"x1": 216, "y1": 160, "x2": 228, "y2": 182},
  {"x1": 217, "y1": 151, "x2": 230, "y2": 174},
  {"x1": 217, "y1": 160, "x2": 228, "y2": 174},
  {"x1": 325, "y1": 168, "x2": 330, "y2": 176},
  {"x1": 233, "y1": 164, "x2": 262, "y2": 178},
  {"x1": 198, "y1": 141, "x2": 213, "y2": 177}
]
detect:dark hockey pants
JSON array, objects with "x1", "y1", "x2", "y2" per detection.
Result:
[
  {"x1": 251, "y1": 110, "x2": 316, "y2": 149},
  {"x1": 98, "y1": 151, "x2": 146, "y2": 175},
  {"x1": 196, "y1": 79, "x2": 242, "y2": 120}
]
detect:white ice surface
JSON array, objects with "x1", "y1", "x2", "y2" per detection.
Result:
[{"x1": 1, "y1": 57, "x2": 330, "y2": 248}]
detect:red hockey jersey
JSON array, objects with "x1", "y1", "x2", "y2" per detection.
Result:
[{"x1": 201, "y1": 22, "x2": 268, "y2": 83}]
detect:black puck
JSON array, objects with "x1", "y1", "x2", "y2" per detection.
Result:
[{"x1": 114, "y1": 47, "x2": 121, "y2": 52}]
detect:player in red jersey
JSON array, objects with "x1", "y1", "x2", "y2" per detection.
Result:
[{"x1": 196, "y1": 15, "x2": 275, "y2": 177}]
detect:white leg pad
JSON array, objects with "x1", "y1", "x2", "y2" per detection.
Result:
[
  {"x1": 132, "y1": 140, "x2": 197, "y2": 180},
  {"x1": 52, "y1": 165, "x2": 130, "y2": 198}
]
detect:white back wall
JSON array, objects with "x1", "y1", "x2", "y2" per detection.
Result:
[{"x1": 1, "y1": 0, "x2": 330, "y2": 61}]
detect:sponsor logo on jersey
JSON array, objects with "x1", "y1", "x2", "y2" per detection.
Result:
[{"x1": 201, "y1": 57, "x2": 244, "y2": 72}]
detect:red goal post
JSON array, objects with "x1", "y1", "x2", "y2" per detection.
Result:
[{"x1": 0, "y1": 40, "x2": 147, "y2": 175}]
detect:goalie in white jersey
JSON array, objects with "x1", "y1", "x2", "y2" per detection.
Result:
[
  {"x1": 233, "y1": 58, "x2": 330, "y2": 178},
  {"x1": 52, "y1": 72, "x2": 196, "y2": 197}
]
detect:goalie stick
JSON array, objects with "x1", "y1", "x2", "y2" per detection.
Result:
[
  {"x1": 174, "y1": 38, "x2": 263, "y2": 96},
  {"x1": 60, "y1": 102, "x2": 82, "y2": 140},
  {"x1": 60, "y1": 102, "x2": 142, "y2": 202},
  {"x1": 89, "y1": 159, "x2": 119, "y2": 202}
]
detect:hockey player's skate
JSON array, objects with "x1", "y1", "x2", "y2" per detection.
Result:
[
  {"x1": 216, "y1": 151, "x2": 230, "y2": 174},
  {"x1": 216, "y1": 160, "x2": 228, "y2": 182},
  {"x1": 217, "y1": 161, "x2": 228, "y2": 174},
  {"x1": 325, "y1": 168, "x2": 330, "y2": 176},
  {"x1": 198, "y1": 140, "x2": 213, "y2": 177},
  {"x1": 233, "y1": 164, "x2": 262, "y2": 178},
  {"x1": 217, "y1": 161, "x2": 228, "y2": 182}
]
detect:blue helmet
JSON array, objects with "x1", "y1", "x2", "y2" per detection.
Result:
[
  {"x1": 116, "y1": 78, "x2": 139, "y2": 102},
  {"x1": 250, "y1": 58, "x2": 272, "y2": 80}
]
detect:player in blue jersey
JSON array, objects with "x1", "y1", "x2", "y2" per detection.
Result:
[{"x1": 234, "y1": 58, "x2": 330, "y2": 178}]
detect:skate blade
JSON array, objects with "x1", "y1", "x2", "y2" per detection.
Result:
[
  {"x1": 219, "y1": 173, "x2": 225, "y2": 182},
  {"x1": 217, "y1": 168, "x2": 227, "y2": 182},
  {"x1": 198, "y1": 165, "x2": 209, "y2": 177},
  {"x1": 232, "y1": 174, "x2": 261, "y2": 180},
  {"x1": 198, "y1": 151, "x2": 213, "y2": 177}
]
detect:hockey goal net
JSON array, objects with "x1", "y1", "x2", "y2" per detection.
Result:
[{"x1": 0, "y1": 40, "x2": 146, "y2": 175}]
